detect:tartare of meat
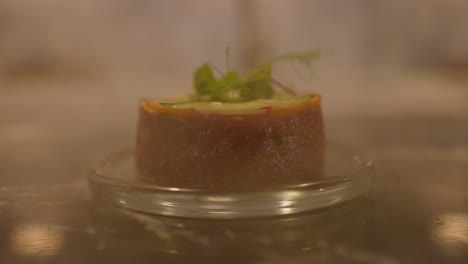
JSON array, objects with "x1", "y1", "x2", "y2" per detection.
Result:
[{"x1": 135, "y1": 50, "x2": 325, "y2": 189}]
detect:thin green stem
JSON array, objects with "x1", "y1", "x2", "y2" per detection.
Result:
[{"x1": 269, "y1": 78, "x2": 296, "y2": 95}]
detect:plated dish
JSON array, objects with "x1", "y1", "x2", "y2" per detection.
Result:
[
  {"x1": 136, "y1": 50, "x2": 324, "y2": 189},
  {"x1": 89, "y1": 50, "x2": 374, "y2": 218}
]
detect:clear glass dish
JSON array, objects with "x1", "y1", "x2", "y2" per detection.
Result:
[{"x1": 88, "y1": 143, "x2": 374, "y2": 219}]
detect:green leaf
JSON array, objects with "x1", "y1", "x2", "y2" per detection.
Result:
[
  {"x1": 240, "y1": 80, "x2": 273, "y2": 101},
  {"x1": 193, "y1": 63, "x2": 216, "y2": 96},
  {"x1": 211, "y1": 70, "x2": 241, "y2": 101},
  {"x1": 221, "y1": 70, "x2": 240, "y2": 85},
  {"x1": 247, "y1": 50, "x2": 320, "y2": 80}
]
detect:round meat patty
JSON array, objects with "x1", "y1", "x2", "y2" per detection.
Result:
[{"x1": 135, "y1": 94, "x2": 325, "y2": 189}]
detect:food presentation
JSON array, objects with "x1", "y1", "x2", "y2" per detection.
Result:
[
  {"x1": 89, "y1": 49, "x2": 373, "y2": 218},
  {"x1": 135, "y1": 50, "x2": 325, "y2": 189}
]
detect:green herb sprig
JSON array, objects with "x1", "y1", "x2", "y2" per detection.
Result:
[{"x1": 193, "y1": 49, "x2": 319, "y2": 102}]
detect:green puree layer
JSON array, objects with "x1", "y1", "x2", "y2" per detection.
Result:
[{"x1": 159, "y1": 95, "x2": 316, "y2": 115}]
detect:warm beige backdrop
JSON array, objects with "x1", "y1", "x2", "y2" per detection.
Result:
[{"x1": 0, "y1": 0, "x2": 467, "y2": 157}]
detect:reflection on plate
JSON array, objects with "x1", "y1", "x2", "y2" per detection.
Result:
[
  {"x1": 88, "y1": 143, "x2": 374, "y2": 219},
  {"x1": 91, "y1": 197, "x2": 375, "y2": 262}
]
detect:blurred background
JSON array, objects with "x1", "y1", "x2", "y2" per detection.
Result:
[
  {"x1": 1, "y1": 0, "x2": 468, "y2": 184},
  {"x1": 1, "y1": 1, "x2": 468, "y2": 263}
]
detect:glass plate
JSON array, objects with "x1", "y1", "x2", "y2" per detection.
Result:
[{"x1": 88, "y1": 143, "x2": 374, "y2": 219}]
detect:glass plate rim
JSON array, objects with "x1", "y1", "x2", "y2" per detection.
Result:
[{"x1": 89, "y1": 143, "x2": 374, "y2": 194}]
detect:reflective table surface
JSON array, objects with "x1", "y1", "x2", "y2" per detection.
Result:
[{"x1": 1, "y1": 75, "x2": 468, "y2": 263}]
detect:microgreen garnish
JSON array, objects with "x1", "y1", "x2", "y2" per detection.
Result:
[{"x1": 193, "y1": 50, "x2": 319, "y2": 102}]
